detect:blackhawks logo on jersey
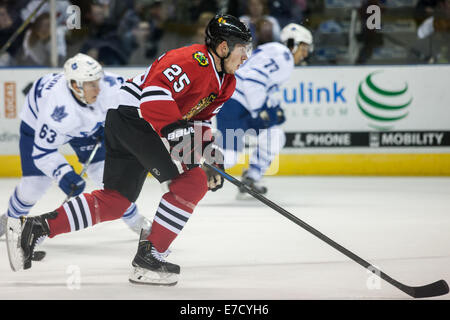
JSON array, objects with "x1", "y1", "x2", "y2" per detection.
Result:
[{"x1": 193, "y1": 51, "x2": 209, "y2": 67}]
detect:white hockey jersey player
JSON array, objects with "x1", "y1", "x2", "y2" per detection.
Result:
[
  {"x1": 21, "y1": 71, "x2": 122, "y2": 181},
  {"x1": 1, "y1": 54, "x2": 150, "y2": 241},
  {"x1": 231, "y1": 42, "x2": 294, "y2": 118},
  {"x1": 216, "y1": 23, "x2": 313, "y2": 197}
]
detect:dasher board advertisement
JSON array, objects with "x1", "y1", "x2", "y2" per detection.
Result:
[{"x1": 279, "y1": 65, "x2": 450, "y2": 152}]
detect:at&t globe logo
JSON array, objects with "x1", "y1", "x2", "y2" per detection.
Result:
[{"x1": 356, "y1": 71, "x2": 412, "y2": 130}]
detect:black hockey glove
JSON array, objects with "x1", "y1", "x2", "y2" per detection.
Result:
[
  {"x1": 202, "y1": 143, "x2": 225, "y2": 192},
  {"x1": 161, "y1": 120, "x2": 194, "y2": 145},
  {"x1": 161, "y1": 120, "x2": 205, "y2": 169}
]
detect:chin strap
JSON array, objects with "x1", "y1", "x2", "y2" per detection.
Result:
[
  {"x1": 68, "y1": 81, "x2": 87, "y2": 104},
  {"x1": 210, "y1": 46, "x2": 231, "y2": 74}
]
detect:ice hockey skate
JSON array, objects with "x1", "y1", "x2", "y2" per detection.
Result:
[
  {"x1": 237, "y1": 170, "x2": 268, "y2": 200},
  {"x1": 3, "y1": 213, "x2": 47, "y2": 262},
  {"x1": 129, "y1": 233, "x2": 180, "y2": 286},
  {"x1": 7, "y1": 213, "x2": 151, "y2": 265},
  {"x1": 6, "y1": 212, "x2": 54, "y2": 271}
]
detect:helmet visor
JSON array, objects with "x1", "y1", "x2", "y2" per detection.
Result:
[{"x1": 227, "y1": 36, "x2": 253, "y2": 57}]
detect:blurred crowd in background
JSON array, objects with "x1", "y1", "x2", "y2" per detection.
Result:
[{"x1": 0, "y1": 0, "x2": 449, "y2": 67}]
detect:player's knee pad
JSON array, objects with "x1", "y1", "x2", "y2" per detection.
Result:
[
  {"x1": 86, "y1": 161, "x2": 104, "y2": 187},
  {"x1": 168, "y1": 167, "x2": 208, "y2": 206}
]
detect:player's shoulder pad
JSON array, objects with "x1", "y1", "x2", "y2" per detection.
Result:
[
  {"x1": 37, "y1": 73, "x2": 65, "y2": 99},
  {"x1": 38, "y1": 72, "x2": 60, "y2": 87},
  {"x1": 102, "y1": 71, "x2": 125, "y2": 88},
  {"x1": 33, "y1": 73, "x2": 67, "y2": 108},
  {"x1": 263, "y1": 42, "x2": 294, "y2": 64},
  {"x1": 167, "y1": 44, "x2": 211, "y2": 69},
  {"x1": 192, "y1": 50, "x2": 210, "y2": 67}
]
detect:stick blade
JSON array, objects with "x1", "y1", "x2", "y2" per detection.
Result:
[{"x1": 410, "y1": 280, "x2": 449, "y2": 298}]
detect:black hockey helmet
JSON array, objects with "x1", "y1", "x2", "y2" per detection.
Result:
[{"x1": 205, "y1": 14, "x2": 252, "y2": 54}]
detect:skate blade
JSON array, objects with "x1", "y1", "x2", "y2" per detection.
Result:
[
  {"x1": 5, "y1": 217, "x2": 25, "y2": 272},
  {"x1": 129, "y1": 266, "x2": 178, "y2": 286}
]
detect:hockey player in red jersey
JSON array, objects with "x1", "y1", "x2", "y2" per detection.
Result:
[{"x1": 6, "y1": 14, "x2": 251, "y2": 286}]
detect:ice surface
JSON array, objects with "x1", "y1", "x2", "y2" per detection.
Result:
[{"x1": 1, "y1": 176, "x2": 449, "y2": 300}]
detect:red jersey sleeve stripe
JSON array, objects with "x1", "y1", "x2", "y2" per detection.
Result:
[
  {"x1": 140, "y1": 86, "x2": 175, "y2": 104},
  {"x1": 140, "y1": 85, "x2": 182, "y2": 135}
]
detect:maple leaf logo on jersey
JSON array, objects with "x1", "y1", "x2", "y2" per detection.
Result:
[
  {"x1": 193, "y1": 51, "x2": 209, "y2": 67},
  {"x1": 51, "y1": 105, "x2": 68, "y2": 122}
]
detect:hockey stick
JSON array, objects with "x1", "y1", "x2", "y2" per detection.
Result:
[
  {"x1": 203, "y1": 162, "x2": 449, "y2": 298},
  {"x1": 0, "y1": 0, "x2": 48, "y2": 56},
  {"x1": 63, "y1": 136, "x2": 102, "y2": 204}
]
